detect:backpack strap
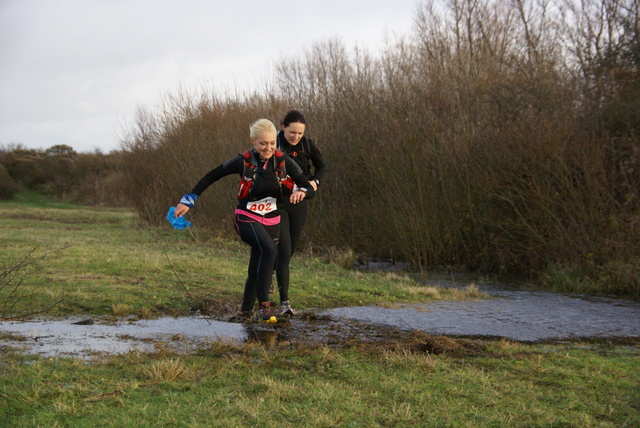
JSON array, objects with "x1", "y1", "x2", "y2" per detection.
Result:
[
  {"x1": 274, "y1": 149, "x2": 287, "y2": 179},
  {"x1": 238, "y1": 150, "x2": 256, "y2": 199},
  {"x1": 242, "y1": 149, "x2": 257, "y2": 180},
  {"x1": 302, "y1": 137, "x2": 310, "y2": 157},
  {"x1": 275, "y1": 150, "x2": 295, "y2": 193}
]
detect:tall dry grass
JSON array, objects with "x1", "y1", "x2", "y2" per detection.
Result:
[{"x1": 119, "y1": 0, "x2": 639, "y2": 295}]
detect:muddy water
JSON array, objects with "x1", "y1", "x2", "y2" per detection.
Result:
[
  {"x1": 0, "y1": 317, "x2": 246, "y2": 359},
  {"x1": 2, "y1": 278, "x2": 639, "y2": 359},
  {"x1": 326, "y1": 279, "x2": 640, "y2": 341}
]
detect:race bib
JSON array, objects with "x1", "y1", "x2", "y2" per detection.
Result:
[{"x1": 246, "y1": 197, "x2": 277, "y2": 215}]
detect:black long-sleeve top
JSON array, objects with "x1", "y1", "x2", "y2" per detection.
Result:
[
  {"x1": 277, "y1": 131, "x2": 327, "y2": 185},
  {"x1": 190, "y1": 150, "x2": 315, "y2": 218}
]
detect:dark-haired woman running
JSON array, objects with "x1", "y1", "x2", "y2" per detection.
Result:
[{"x1": 274, "y1": 110, "x2": 327, "y2": 315}]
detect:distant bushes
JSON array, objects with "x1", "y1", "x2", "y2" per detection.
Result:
[
  {"x1": 0, "y1": 163, "x2": 19, "y2": 199},
  {"x1": 0, "y1": 144, "x2": 129, "y2": 206},
  {"x1": 119, "y1": 0, "x2": 638, "y2": 295}
]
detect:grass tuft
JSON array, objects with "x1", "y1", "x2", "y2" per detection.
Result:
[
  {"x1": 142, "y1": 358, "x2": 186, "y2": 382},
  {"x1": 112, "y1": 304, "x2": 132, "y2": 317}
]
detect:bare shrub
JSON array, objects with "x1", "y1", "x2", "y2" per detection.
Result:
[
  {"x1": 0, "y1": 144, "x2": 129, "y2": 206},
  {"x1": 118, "y1": 0, "x2": 639, "y2": 295},
  {"x1": 0, "y1": 163, "x2": 19, "y2": 200},
  {"x1": 0, "y1": 248, "x2": 66, "y2": 320},
  {"x1": 67, "y1": 150, "x2": 131, "y2": 206}
]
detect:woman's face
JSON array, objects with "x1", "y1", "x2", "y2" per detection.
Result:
[
  {"x1": 251, "y1": 131, "x2": 277, "y2": 160},
  {"x1": 282, "y1": 122, "x2": 305, "y2": 146}
]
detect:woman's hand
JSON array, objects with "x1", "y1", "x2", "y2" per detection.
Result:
[
  {"x1": 175, "y1": 203, "x2": 190, "y2": 217},
  {"x1": 289, "y1": 190, "x2": 307, "y2": 204},
  {"x1": 310, "y1": 180, "x2": 318, "y2": 191}
]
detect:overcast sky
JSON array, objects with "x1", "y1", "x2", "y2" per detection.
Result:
[{"x1": 0, "y1": 0, "x2": 419, "y2": 153}]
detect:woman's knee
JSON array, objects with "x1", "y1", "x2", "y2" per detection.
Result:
[{"x1": 264, "y1": 242, "x2": 278, "y2": 259}]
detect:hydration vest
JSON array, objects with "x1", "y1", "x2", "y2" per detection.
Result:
[
  {"x1": 237, "y1": 149, "x2": 294, "y2": 200},
  {"x1": 278, "y1": 135, "x2": 312, "y2": 176}
]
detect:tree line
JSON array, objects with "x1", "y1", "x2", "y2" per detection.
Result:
[{"x1": 0, "y1": 144, "x2": 128, "y2": 206}]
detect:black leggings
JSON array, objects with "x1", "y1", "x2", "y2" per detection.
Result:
[
  {"x1": 275, "y1": 199, "x2": 308, "y2": 302},
  {"x1": 234, "y1": 213, "x2": 280, "y2": 312}
]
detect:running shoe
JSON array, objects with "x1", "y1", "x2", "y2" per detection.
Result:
[
  {"x1": 254, "y1": 302, "x2": 276, "y2": 322},
  {"x1": 279, "y1": 301, "x2": 295, "y2": 316}
]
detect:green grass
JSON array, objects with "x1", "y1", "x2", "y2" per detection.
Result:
[
  {"x1": 1, "y1": 339, "x2": 638, "y2": 427},
  {"x1": 2, "y1": 190, "x2": 80, "y2": 209},
  {"x1": 1, "y1": 195, "x2": 639, "y2": 427},
  {"x1": 0, "y1": 194, "x2": 485, "y2": 319}
]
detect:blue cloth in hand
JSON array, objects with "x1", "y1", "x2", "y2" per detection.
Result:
[{"x1": 166, "y1": 207, "x2": 193, "y2": 230}]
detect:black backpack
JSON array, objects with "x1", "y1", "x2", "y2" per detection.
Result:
[{"x1": 237, "y1": 149, "x2": 293, "y2": 199}]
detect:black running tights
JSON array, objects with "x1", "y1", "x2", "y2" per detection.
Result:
[
  {"x1": 275, "y1": 199, "x2": 308, "y2": 302},
  {"x1": 234, "y1": 213, "x2": 279, "y2": 312}
]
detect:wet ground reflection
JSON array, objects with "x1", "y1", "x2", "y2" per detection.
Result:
[
  {"x1": 0, "y1": 317, "x2": 247, "y2": 359},
  {"x1": 2, "y1": 276, "x2": 639, "y2": 358},
  {"x1": 326, "y1": 276, "x2": 640, "y2": 341},
  {"x1": 246, "y1": 328, "x2": 279, "y2": 347}
]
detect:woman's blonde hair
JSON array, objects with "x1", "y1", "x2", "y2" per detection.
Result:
[{"x1": 249, "y1": 118, "x2": 277, "y2": 140}]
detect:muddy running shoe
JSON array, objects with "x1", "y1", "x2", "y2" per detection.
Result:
[
  {"x1": 279, "y1": 301, "x2": 295, "y2": 316},
  {"x1": 254, "y1": 302, "x2": 276, "y2": 322},
  {"x1": 228, "y1": 311, "x2": 252, "y2": 323}
]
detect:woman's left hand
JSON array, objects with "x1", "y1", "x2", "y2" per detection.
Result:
[{"x1": 289, "y1": 190, "x2": 307, "y2": 204}]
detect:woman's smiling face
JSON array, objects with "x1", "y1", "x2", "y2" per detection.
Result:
[
  {"x1": 251, "y1": 131, "x2": 277, "y2": 160},
  {"x1": 282, "y1": 122, "x2": 305, "y2": 146}
]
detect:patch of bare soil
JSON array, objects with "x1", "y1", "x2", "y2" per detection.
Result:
[
  {"x1": 238, "y1": 313, "x2": 465, "y2": 355},
  {"x1": 187, "y1": 298, "x2": 473, "y2": 355}
]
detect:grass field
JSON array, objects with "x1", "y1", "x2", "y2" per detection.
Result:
[
  {"x1": 1, "y1": 195, "x2": 639, "y2": 427},
  {"x1": 0, "y1": 193, "x2": 486, "y2": 319}
]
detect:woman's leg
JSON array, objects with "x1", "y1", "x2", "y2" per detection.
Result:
[
  {"x1": 276, "y1": 200, "x2": 308, "y2": 304},
  {"x1": 275, "y1": 210, "x2": 292, "y2": 302},
  {"x1": 287, "y1": 199, "x2": 308, "y2": 256},
  {"x1": 234, "y1": 214, "x2": 279, "y2": 312}
]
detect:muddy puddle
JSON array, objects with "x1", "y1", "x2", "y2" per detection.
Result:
[
  {"x1": 2, "y1": 276, "x2": 639, "y2": 359},
  {"x1": 0, "y1": 314, "x2": 406, "y2": 360},
  {"x1": 326, "y1": 289, "x2": 640, "y2": 342},
  {"x1": 0, "y1": 317, "x2": 247, "y2": 359}
]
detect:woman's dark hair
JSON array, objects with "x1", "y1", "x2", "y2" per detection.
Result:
[{"x1": 281, "y1": 110, "x2": 306, "y2": 127}]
